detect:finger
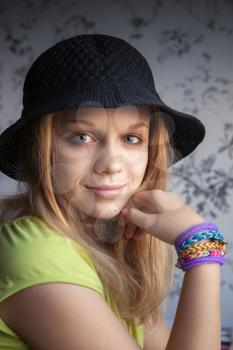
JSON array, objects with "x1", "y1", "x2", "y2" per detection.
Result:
[
  {"x1": 131, "y1": 195, "x2": 155, "y2": 213},
  {"x1": 167, "y1": 191, "x2": 178, "y2": 198},
  {"x1": 125, "y1": 223, "x2": 138, "y2": 239},
  {"x1": 133, "y1": 228, "x2": 146, "y2": 240},
  {"x1": 134, "y1": 190, "x2": 186, "y2": 216},
  {"x1": 124, "y1": 207, "x2": 156, "y2": 233},
  {"x1": 131, "y1": 190, "x2": 163, "y2": 213}
]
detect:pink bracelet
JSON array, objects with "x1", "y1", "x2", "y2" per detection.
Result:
[{"x1": 182, "y1": 249, "x2": 225, "y2": 261}]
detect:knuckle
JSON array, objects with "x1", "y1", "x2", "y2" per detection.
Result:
[{"x1": 151, "y1": 189, "x2": 163, "y2": 199}]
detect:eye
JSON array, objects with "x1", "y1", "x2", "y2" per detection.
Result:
[
  {"x1": 124, "y1": 135, "x2": 142, "y2": 144},
  {"x1": 67, "y1": 133, "x2": 143, "y2": 145},
  {"x1": 68, "y1": 133, "x2": 93, "y2": 144}
]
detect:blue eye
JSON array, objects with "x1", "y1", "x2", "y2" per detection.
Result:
[
  {"x1": 124, "y1": 135, "x2": 142, "y2": 144},
  {"x1": 68, "y1": 133, "x2": 142, "y2": 145},
  {"x1": 69, "y1": 133, "x2": 91, "y2": 144}
]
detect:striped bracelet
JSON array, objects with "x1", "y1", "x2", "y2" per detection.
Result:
[
  {"x1": 178, "y1": 241, "x2": 227, "y2": 259},
  {"x1": 176, "y1": 230, "x2": 225, "y2": 254},
  {"x1": 178, "y1": 249, "x2": 225, "y2": 263},
  {"x1": 174, "y1": 221, "x2": 228, "y2": 271}
]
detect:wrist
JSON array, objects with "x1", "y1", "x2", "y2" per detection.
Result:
[{"x1": 174, "y1": 221, "x2": 228, "y2": 272}]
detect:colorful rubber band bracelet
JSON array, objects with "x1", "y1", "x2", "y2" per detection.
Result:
[{"x1": 175, "y1": 221, "x2": 219, "y2": 249}]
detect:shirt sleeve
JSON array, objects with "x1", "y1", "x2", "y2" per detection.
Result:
[{"x1": 0, "y1": 215, "x2": 105, "y2": 303}]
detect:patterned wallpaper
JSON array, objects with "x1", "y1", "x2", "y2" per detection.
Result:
[{"x1": 0, "y1": 0, "x2": 232, "y2": 329}]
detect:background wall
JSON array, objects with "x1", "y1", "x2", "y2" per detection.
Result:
[{"x1": 0, "y1": 0, "x2": 232, "y2": 333}]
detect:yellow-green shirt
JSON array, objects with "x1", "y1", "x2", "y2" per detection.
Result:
[{"x1": 0, "y1": 215, "x2": 144, "y2": 349}]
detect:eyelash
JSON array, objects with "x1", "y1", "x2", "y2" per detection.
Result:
[{"x1": 67, "y1": 132, "x2": 143, "y2": 145}]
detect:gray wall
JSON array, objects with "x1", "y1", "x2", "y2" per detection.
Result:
[{"x1": 0, "y1": 0, "x2": 232, "y2": 331}]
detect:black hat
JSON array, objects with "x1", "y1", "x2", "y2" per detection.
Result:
[{"x1": 0, "y1": 33, "x2": 205, "y2": 182}]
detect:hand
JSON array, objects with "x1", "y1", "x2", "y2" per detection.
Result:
[{"x1": 118, "y1": 189, "x2": 206, "y2": 245}]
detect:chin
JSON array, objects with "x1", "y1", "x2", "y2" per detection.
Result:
[{"x1": 84, "y1": 201, "x2": 123, "y2": 219}]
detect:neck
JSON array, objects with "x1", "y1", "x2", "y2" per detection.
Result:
[{"x1": 78, "y1": 212, "x2": 125, "y2": 244}]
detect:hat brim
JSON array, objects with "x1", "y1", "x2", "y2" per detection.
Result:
[
  {"x1": 0, "y1": 116, "x2": 36, "y2": 181},
  {"x1": 0, "y1": 91, "x2": 205, "y2": 181}
]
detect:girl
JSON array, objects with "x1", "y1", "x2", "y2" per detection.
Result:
[{"x1": 0, "y1": 33, "x2": 227, "y2": 349}]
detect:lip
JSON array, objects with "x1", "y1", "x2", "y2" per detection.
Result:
[
  {"x1": 86, "y1": 184, "x2": 126, "y2": 190},
  {"x1": 85, "y1": 184, "x2": 126, "y2": 198}
]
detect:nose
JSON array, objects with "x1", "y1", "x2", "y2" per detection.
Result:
[{"x1": 93, "y1": 141, "x2": 125, "y2": 174}]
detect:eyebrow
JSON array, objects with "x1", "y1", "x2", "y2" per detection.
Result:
[{"x1": 64, "y1": 119, "x2": 149, "y2": 129}]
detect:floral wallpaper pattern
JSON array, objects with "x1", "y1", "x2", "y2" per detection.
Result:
[{"x1": 0, "y1": 0, "x2": 232, "y2": 330}]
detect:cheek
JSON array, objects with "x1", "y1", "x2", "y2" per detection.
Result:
[
  {"x1": 128, "y1": 148, "x2": 148, "y2": 170},
  {"x1": 127, "y1": 149, "x2": 148, "y2": 188},
  {"x1": 52, "y1": 140, "x2": 92, "y2": 195},
  {"x1": 52, "y1": 162, "x2": 84, "y2": 195}
]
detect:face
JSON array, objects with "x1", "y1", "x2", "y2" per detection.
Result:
[{"x1": 52, "y1": 105, "x2": 150, "y2": 222}]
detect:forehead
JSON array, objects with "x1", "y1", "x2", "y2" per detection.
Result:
[{"x1": 55, "y1": 105, "x2": 151, "y2": 123}]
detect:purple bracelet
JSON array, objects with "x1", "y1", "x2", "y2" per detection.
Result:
[
  {"x1": 174, "y1": 221, "x2": 227, "y2": 271},
  {"x1": 175, "y1": 221, "x2": 219, "y2": 250},
  {"x1": 178, "y1": 255, "x2": 226, "y2": 271}
]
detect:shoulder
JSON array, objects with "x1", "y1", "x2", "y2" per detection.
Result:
[
  {"x1": 0, "y1": 215, "x2": 105, "y2": 301},
  {"x1": 0, "y1": 214, "x2": 57, "y2": 247},
  {"x1": 0, "y1": 217, "x2": 142, "y2": 349},
  {"x1": 0, "y1": 214, "x2": 90, "y2": 263}
]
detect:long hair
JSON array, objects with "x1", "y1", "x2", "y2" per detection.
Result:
[{"x1": 0, "y1": 105, "x2": 178, "y2": 331}]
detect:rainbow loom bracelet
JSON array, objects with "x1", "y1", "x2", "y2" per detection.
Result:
[
  {"x1": 178, "y1": 241, "x2": 227, "y2": 259},
  {"x1": 174, "y1": 222, "x2": 228, "y2": 271},
  {"x1": 175, "y1": 221, "x2": 219, "y2": 249},
  {"x1": 176, "y1": 230, "x2": 225, "y2": 254},
  {"x1": 181, "y1": 249, "x2": 225, "y2": 262}
]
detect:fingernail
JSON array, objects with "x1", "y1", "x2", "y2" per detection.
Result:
[
  {"x1": 122, "y1": 208, "x2": 128, "y2": 215},
  {"x1": 118, "y1": 216, "x2": 125, "y2": 226}
]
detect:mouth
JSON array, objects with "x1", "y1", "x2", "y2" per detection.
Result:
[{"x1": 85, "y1": 184, "x2": 127, "y2": 198}]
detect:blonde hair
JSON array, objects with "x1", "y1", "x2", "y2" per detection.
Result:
[{"x1": 0, "y1": 105, "x2": 178, "y2": 330}]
